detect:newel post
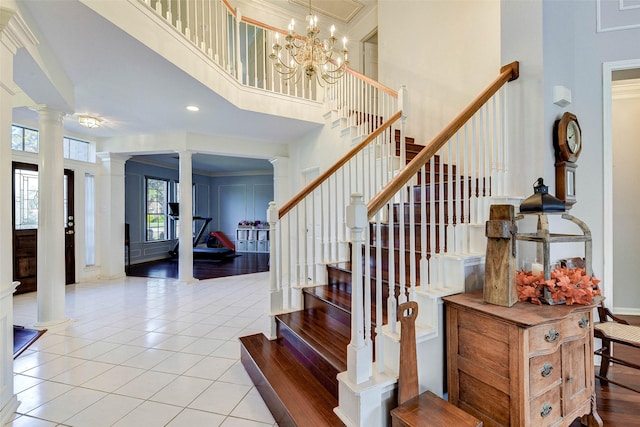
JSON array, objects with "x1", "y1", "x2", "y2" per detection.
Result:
[
  {"x1": 346, "y1": 193, "x2": 372, "y2": 383},
  {"x1": 267, "y1": 201, "x2": 281, "y2": 339}
]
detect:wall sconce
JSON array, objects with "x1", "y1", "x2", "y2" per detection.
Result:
[{"x1": 78, "y1": 115, "x2": 102, "y2": 129}]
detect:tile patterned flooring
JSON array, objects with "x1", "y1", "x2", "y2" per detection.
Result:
[{"x1": 9, "y1": 273, "x2": 277, "y2": 427}]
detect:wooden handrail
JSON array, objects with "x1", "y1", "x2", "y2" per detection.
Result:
[
  {"x1": 345, "y1": 68, "x2": 398, "y2": 98},
  {"x1": 221, "y1": 0, "x2": 236, "y2": 17},
  {"x1": 279, "y1": 110, "x2": 403, "y2": 219},
  {"x1": 367, "y1": 61, "x2": 519, "y2": 217}
]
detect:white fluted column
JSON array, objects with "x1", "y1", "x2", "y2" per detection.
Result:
[
  {"x1": 0, "y1": 6, "x2": 37, "y2": 423},
  {"x1": 96, "y1": 153, "x2": 129, "y2": 279},
  {"x1": 34, "y1": 106, "x2": 68, "y2": 327},
  {"x1": 177, "y1": 151, "x2": 195, "y2": 284}
]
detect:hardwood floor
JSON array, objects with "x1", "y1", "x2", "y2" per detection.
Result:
[
  {"x1": 127, "y1": 252, "x2": 269, "y2": 280},
  {"x1": 571, "y1": 314, "x2": 640, "y2": 427}
]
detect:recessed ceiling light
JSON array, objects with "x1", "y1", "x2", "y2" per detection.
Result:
[{"x1": 186, "y1": 105, "x2": 200, "y2": 112}]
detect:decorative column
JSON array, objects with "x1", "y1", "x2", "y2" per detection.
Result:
[
  {"x1": 0, "y1": 6, "x2": 38, "y2": 424},
  {"x1": 269, "y1": 156, "x2": 290, "y2": 301},
  {"x1": 34, "y1": 106, "x2": 68, "y2": 326},
  {"x1": 96, "y1": 153, "x2": 129, "y2": 279},
  {"x1": 177, "y1": 151, "x2": 195, "y2": 284}
]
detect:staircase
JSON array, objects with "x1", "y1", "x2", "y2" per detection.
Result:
[
  {"x1": 240, "y1": 133, "x2": 435, "y2": 426},
  {"x1": 240, "y1": 62, "x2": 519, "y2": 427}
]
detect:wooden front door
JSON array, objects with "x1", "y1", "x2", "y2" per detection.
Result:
[
  {"x1": 64, "y1": 170, "x2": 75, "y2": 284},
  {"x1": 12, "y1": 162, "x2": 75, "y2": 294}
]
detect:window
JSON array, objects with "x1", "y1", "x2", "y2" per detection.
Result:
[
  {"x1": 11, "y1": 124, "x2": 92, "y2": 162},
  {"x1": 14, "y1": 167, "x2": 39, "y2": 230},
  {"x1": 85, "y1": 173, "x2": 95, "y2": 266},
  {"x1": 64, "y1": 137, "x2": 90, "y2": 162},
  {"x1": 12, "y1": 125, "x2": 39, "y2": 153},
  {"x1": 146, "y1": 177, "x2": 168, "y2": 241}
]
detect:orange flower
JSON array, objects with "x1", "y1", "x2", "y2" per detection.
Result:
[{"x1": 515, "y1": 266, "x2": 600, "y2": 305}]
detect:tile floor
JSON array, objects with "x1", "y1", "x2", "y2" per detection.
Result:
[{"x1": 9, "y1": 272, "x2": 277, "y2": 427}]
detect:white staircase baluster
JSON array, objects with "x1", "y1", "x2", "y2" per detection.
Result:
[{"x1": 346, "y1": 193, "x2": 372, "y2": 384}]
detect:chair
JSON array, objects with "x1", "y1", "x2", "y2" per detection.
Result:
[{"x1": 593, "y1": 302, "x2": 640, "y2": 393}]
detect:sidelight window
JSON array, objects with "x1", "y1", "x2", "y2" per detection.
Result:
[{"x1": 146, "y1": 177, "x2": 168, "y2": 241}]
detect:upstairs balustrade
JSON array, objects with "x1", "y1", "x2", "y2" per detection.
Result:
[{"x1": 140, "y1": 0, "x2": 394, "y2": 128}]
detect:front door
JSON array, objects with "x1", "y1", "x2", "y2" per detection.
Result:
[{"x1": 12, "y1": 162, "x2": 75, "y2": 294}]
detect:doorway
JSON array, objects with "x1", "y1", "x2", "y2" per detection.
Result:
[
  {"x1": 12, "y1": 162, "x2": 76, "y2": 294},
  {"x1": 604, "y1": 60, "x2": 640, "y2": 312},
  {"x1": 362, "y1": 30, "x2": 378, "y2": 80}
]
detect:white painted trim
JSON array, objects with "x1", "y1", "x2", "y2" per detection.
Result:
[
  {"x1": 597, "y1": 0, "x2": 640, "y2": 32},
  {"x1": 603, "y1": 58, "x2": 640, "y2": 311},
  {"x1": 612, "y1": 307, "x2": 640, "y2": 316},
  {"x1": 620, "y1": 0, "x2": 640, "y2": 11}
]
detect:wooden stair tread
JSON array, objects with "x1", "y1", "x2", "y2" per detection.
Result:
[
  {"x1": 391, "y1": 391, "x2": 482, "y2": 427},
  {"x1": 239, "y1": 333, "x2": 344, "y2": 426},
  {"x1": 277, "y1": 310, "x2": 349, "y2": 373},
  {"x1": 305, "y1": 284, "x2": 352, "y2": 314}
]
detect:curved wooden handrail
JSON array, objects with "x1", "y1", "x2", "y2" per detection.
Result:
[
  {"x1": 221, "y1": 0, "x2": 236, "y2": 17},
  {"x1": 345, "y1": 68, "x2": 398, "y2": 98},
  {"x1": 279, "y1": 110, "x2": 403, "y2": 219},
  {"x1": 367, "y1": 61, "x2": 520, "y2": 217}
]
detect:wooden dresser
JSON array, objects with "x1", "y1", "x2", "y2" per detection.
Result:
[{"x1": 444, "y1": 291, "x2": 602, "y2": 427}]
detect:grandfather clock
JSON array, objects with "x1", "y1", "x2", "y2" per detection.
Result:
[{"x1": 554, "y1": 112, "x2": 582, "y2": 209}]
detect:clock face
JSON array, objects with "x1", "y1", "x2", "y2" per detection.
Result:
[{"x1": 567, "y1": 120, "x2": 581, "y2": 154}]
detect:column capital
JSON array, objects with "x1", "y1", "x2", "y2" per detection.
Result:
[{"x1": 35, "y1": 105, "x2": 66, "y2": 123}]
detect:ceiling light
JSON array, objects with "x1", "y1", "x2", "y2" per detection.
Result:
[
  {"x1": 186, "y1": 105, "x2": 200, "y2": 112},
  {"x1": 78, "y1": 115, "x2": 102, "y2": 129},
  {"x1": 270, "y1": 0, "x2": 349, "y2": 86}
]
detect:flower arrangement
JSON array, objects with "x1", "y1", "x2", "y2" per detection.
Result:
[
  {"x1": 238, "y1": 220, "x2": 254, "y2": 227},
  {"x1": 516, "y1": 266, "x2": 601, "y2": 305}
]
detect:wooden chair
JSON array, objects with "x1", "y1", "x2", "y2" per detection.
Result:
[{"x1": 594, "y1": 302, "x2": 640, "y2": 393}]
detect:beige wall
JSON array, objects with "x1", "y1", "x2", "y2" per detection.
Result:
[{"x1": 612, "y1": 81, "x2": 640, "y2": 312}]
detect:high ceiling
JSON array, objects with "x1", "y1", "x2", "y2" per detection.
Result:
[{"x1": 12, "y1": 0, "x2": 373, "y2": 173}]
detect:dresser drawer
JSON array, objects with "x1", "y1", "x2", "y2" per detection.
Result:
[
  {"x1": 529, "y1": 386, "x2": 561, "y2": 427},
  {"x1": 529, "y1": 350, "x2": 561, "y2": 397},
  {"x1": 528, "y1": 312, "x2": 591, "y2": 354}
]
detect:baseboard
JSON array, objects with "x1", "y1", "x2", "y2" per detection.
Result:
[{"x1": 612, "y1": 306, "x2": 640, "y2": 316}]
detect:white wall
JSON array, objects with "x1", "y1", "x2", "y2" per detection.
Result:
[
  {"x1": 377, "y1": 0, "x2": 501, "y2": 144},
  {"x1": 502, "y1": 0, "x2": 640, "y2": 310}
]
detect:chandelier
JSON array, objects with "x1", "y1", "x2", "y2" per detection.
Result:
[{"x1": 269, "y1": 0, "x2": 349, "y2": 85}]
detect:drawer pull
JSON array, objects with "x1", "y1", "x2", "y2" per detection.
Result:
[
  {"x1": 541, "y1": 363, "x2": 553, "y2": 377},
  {"x1": 540, "y1": 403, "x2": 553, "y2": 418},
  {"x1": 567, "y1": 376, "x2": 574, "y2": 384},
  {"x1": 545, "y1": 328, "x2": 560, "y2": 343},
  {"x1": 578, "y1": 316, "x2": 589, "y2": 328}
]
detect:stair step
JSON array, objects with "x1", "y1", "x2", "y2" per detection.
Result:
[
  {"x1": 410, "y1": 181, "x2": 471, "y2": 202},
  {"x1": 391, "y1": 202, "x2": 462, "y2": 223},
  {"x1": 371, "y1": 222, "x2": 443, "y2": 251},
  {"x1": 327, "y1": 261, "x2": 421, "y2": 298},
  {"x1": 276, "y1": 310, "x2": 349, "y2": 398},
  {"x1": 239, "y1": 333, "x2": 343, "y2": 427},
  {"x1": 304, "y1": 282, "x2": 387, "y2": 327},
  {"x1": 304, "y1": 284, "x2": 352, "y2": 322}
]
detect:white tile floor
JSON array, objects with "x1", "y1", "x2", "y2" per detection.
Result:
[{"x1": 9, "y1": 272, "x2": 278, "y2": 427}]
